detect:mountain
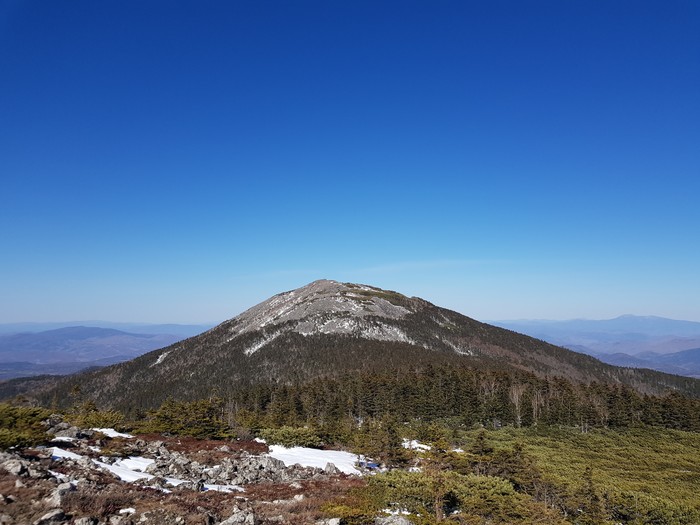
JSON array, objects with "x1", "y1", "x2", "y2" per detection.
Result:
[
  {"x1": 0, "y1": 326, "x2": 187, "y2": 379},
  {"x1": 493, "y1": 316, "x2": 700, "y2": 378},
  {"x1": 493, "y1": 316, "x2": 700, "y2": 355},
  {"x1": 594, "y1": 347, "x2": 700, "y2": 379},
  {"x1": 0, "y1": 322, "x2": 212, "y2": 337},
  {"x1": 12, "y1": 280, "x2": 700, "y2": 410}
]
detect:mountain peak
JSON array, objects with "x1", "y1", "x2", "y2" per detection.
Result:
[
  {"x1": 222, "y1": 280, "x2": 421, "y2": 352},
  {"x1": 18, "y1": 280, "x2": 700, "y2": 412}
]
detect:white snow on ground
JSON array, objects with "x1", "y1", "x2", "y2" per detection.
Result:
[
  {"x1": 49, "y1": 470, "x2": 69, "y2": 482},
  {"x1": 268, "y1": 445, "x2": 360, "y2": 475},
  {"x1": 152, "y1": 351, "x2": 170, "y2": 366},
  {"x1": 92, "y1": 459, "x2": 152, "y2": 483},
  {"x1": 402, "y1": 439, "x2": 431, "y2": 451},
  {"x1": 51, "y1": 447, "x2": 83, "y2": 460},
  {"x1": 113, "y1": 456, "x2": 154, "y2": 472},
  {"x1": 51, "y1": 436, "x2": 77, "y2": 442},
  {"x1": 203, "y1": 483, "x2": 244, "y2": 493},
  {"x1": 50, "y1": 447, "x2": 242, "y2": 492},
  {"x1": 244, "y1": 332, "x2": 282, "y2": 356},
  {"x1": 92, "y1": 428, "x2": 134, "y2": 438}
]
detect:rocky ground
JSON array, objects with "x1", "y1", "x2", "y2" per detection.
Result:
[{"x1": 0, "y1": 418, "x2": 409, "y2": 525}]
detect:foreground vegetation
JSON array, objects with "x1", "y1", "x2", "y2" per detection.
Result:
[
  {"x1": 2, "y1": 394, "x2": 699, "y2": 524},
  {"x1": 5, "y1": 363, "x2": 700, "y2": 524}
]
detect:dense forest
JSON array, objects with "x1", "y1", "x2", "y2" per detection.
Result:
[{"x1": 203, "y1": 364, "x2": 700, "y2": 437}]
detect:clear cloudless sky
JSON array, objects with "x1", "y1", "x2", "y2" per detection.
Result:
[{"x1": 1, "y1": 0, "x2": 699, "y2": 324}]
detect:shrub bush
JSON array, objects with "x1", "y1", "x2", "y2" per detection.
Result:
[
  {"x1": 0, "y1": 403, "x2": 50, "y2": 449},
  {"x1": 259, "y1": 426, "x2": 323, "y2": 448}
]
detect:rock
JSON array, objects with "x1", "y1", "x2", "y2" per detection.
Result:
[
  {"x1": 315, "y1": 519, "x2": 341, "y2": 525},
  {"x1": 1, "y1": 459, "x2": 28, "y2": 477},
  {"x1": 324, "y1": 462, "x2": 341, "y2": 475},
  {"x1": 44, "y1": 482, "x2": 74, "y2": 507},
  {"x1": 43, "y1": 415, "x2": 64, "y2": 433},
  {"x1": 220, "y1": 508, "x2": 255, "y2": 525},
  {"x1": 33, "y1": 509, "x2": 68, "y2": 525},
  {"x1": 375, "y1": 516, "x2": 413, "y2": 525},
  {"x1": 73, "y1": 518, "x2": 97, "y2": 525},
  {"x1": 0, "y1": 494, "x2": 16, "y2": 504},
  {"x1": 77, "y1": 429, "x2": 95, "y2": 439},
  {"x1": 293, "y1": 494, "x2": 305, "y2": 502},
  {"x1": 54, "y1": 426, "x2": 80, "y2": 439},
  {"x1": 0, "y1": 513, "x2": 13, "y2": 525}
]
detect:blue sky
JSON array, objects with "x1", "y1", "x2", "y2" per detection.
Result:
[{"x1": 1, "y1": 1, "x2": 699, "y2": 323}]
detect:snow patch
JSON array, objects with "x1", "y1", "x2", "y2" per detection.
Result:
[
  {"x1": 114, "y1": 456, "x2": 154, "y2": 472},
  {"x1": 51, "y1": 436, "x2": 77, "y2": 443},
  {"x1": 244, "y1": 332, "x2": 282, "y2": 356},
  {"x1": 360, "y1": 322, "x2": 414, "y2": 344},
  {"x1": 442, "y1": 339, "x2": 474, "y2": 356},
  {"x1": 402, "y1": 439, "x2": 431, "y2": 451},
  {"x1": 267, "y1": 445, "x2": 360, "y2": 475},
  {"x1": 92, "y1": 428, "x2": 134, "y2": 438},
  {"x1": 50, "y1": 447, "x2": 243, "y2": 492},
  {"x1": 51, "y1": 447, "x2": 82, "y2": 460},
  {"x1": 152, "y1": 351, "x2": 170, "y2": 366}
]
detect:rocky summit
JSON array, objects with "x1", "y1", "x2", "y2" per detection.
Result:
[{"x1": 224, "y1": 280, "x2": 419, "y2": 353}]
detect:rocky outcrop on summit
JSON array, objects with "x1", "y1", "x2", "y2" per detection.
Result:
[
  {"x1": 229, "y1": 280, "x2": 415, "y2": 334},
  {"x1": 213, "y1": 280, "x2": 425, "y2": 356}
]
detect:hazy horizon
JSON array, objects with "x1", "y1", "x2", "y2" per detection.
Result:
[{"x1": 2, "y1": 3, "x2": 698, "y2": 324}]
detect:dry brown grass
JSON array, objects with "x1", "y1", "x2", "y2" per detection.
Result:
[
  {"x1": 0, "y1": 472, "x2": 59, "y2": 524},
  {"x1": 135, "y1": 434, "x2": 268, "y2": 453},
  {"x1": 248, "y1": 477, "x2": 367, "y2": 525}
]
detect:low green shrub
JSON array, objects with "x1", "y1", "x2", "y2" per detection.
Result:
[
  {"x1": 259, "y1": 426, "x2": 323, "y2": 448},
  {"x1": 0, "y1": 403, "x2": 51, "y2": 449}
]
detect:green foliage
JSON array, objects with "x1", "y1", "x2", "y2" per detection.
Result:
[
  {"x1": 135, "y1": 397, "x2": 233, "y2": 439},
  {"x1": 66, "y1": 399, "x2": 125, "y2": 429},
  {"x1": 218, "y1": 366, "x2": 700, "y2": 440},
  {"x1": 352, "y1": 416, "x2": 408, "y2": 466},
  {"x1": 258, "y1": 426, "x2": 323, "y2": 448},
  {"x1": 0, "y1": 402, "x2": 50, "y2": 449},
  {"x1": 366, "y1": 470, "x2": 566, "y2": 524},
  {"x1": 452, "y1": 426, "x2": 700, "y2": 523},
  {"x1": 321, "y1": 483, "x2": 385, "y2": 525}
]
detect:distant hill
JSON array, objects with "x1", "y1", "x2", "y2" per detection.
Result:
[
  {"x1": 14, "y1": 280, "x2": 700, "y2": 411},
  {"x1": 598, "y1": 347, "x2": 700, "y2": 379},
  {"x1": 0, "y1": 322, "x2": 212, "y2": 337},
  {"x1": 493, "y1": 316, "x2": 700, "y2": 378},
  {"x1": 0, "y1": 326, "x2": 208, "y2": 379}
]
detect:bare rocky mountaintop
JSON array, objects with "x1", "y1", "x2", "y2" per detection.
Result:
[
  {"x1": 229, "y1": 280, "x2": 415, "y2": 334},
  {"x1": 220, "y1": 280, "x2": 426, "y2": 355}
]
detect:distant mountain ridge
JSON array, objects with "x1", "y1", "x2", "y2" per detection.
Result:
[
  {"x1": 13, "y1": 280, "x2": 700, "y2": 411},
  {"x1": 493, "y1": 315, "x2": 700, "y2": 378},
  {"x1": 0, "y1": 322, "x2": 213, "y2": 337},
  {"x1": 0, "y1": 326, "x2": 206, "y2": 380}
]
